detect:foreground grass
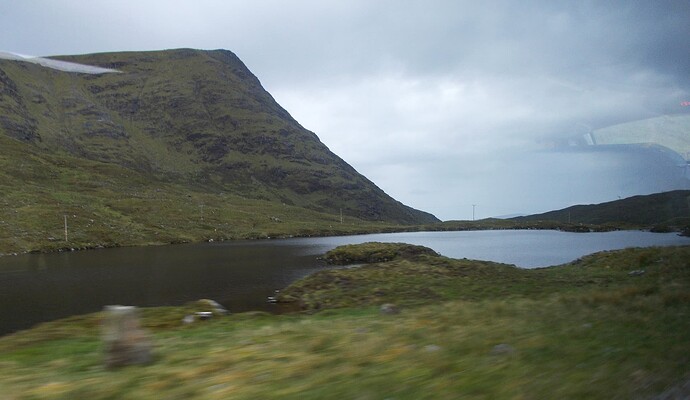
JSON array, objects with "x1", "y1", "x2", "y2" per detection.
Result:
[{"x1": 0, "y1": 245, "x2": 689, "y2": 399}]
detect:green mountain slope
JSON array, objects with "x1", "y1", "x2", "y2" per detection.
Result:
[
  {"x1": 0, "y1": 49, "x2": 438, "y2": 253},
  {"x1": 512, "y1": 190, "x2": 690, "y2": 226}
]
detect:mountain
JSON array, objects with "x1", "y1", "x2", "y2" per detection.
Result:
[
  {"x1": 0, "y1": 48, "x2": 437, "y2": 253},
  {"x1": 512, "y1": 190, "x2": 690, "y2": 226}
]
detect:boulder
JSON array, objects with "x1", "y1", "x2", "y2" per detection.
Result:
[
  {"x1": 195, "y1": 311, "x2": 213, "y2": 320},
  {"x1": 102, "y1": 305, "x2": 152, "y2": 369},
  {"x1": 197, "y1": 299, "x2": 230, "y2": 315},
  {"x1": 424, "y1": 344, "x2": 442, "y2": 352}
]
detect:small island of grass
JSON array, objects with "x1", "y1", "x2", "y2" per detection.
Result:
[{"x1": 0, "y1": 243, "x2": 689, "y2": 399}]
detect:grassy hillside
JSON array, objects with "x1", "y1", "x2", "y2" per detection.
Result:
[
  {"x1": 0, "y1": 133, "x2": 412, "y2": 255},
  {"x1": 512, "y1": 190, "x2": 690, "y2": 229},
  {"x1": 0, "y1": 132, "x2": 417, "y2": 256},
  {"x1": 1, "y1": 243, "x2": 688, "y2": 399},
  {"x1": 0, "y1": 49, "x2": 438, "y2": 254}
]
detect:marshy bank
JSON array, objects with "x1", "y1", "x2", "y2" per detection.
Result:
[
  {"x1": 1, "y1": 229, "x2": 688, "y2": 335},
  {"x1": 0, "y1": 243, "x2": 689, "y2": 399}
]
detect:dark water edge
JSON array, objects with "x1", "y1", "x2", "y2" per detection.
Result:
[{"x1": 0, "y1": 230, "x2": 688, "y2": 336}]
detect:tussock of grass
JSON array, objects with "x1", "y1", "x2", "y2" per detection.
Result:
[
  {"x1": 279, "y1": 242, "x2": 688, "y2": 312},
  {"x1": 0, "y1": 245, "x2": 689, "y2": 399},
  {"x1": 323, "y1": 242, "x2": 439, "y2": 264}
]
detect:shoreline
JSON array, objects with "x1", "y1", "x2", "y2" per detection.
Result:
[
  {"x1": 1, "y1": 219, "x2": 682, "y2": 259},
  {"x1": 1, "y1": 244, "x2": 689, "y2": 398},
  {"x1": 2, "y1": 241, "x2": 689, "y2": 338}
]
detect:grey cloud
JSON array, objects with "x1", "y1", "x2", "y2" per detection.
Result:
[{"x1": 1, "y1": 0, "x2": 688, "y2": 219}]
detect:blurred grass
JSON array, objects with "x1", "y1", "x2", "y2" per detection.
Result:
[{"x1": 0, "y1": 244, "x2": 688, "y2": 399}]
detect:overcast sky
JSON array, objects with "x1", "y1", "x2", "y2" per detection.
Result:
[{"x1": 1, "y1": 1, "x2": 689, "y2": 220}]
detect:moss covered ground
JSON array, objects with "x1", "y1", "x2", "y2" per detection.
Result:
[{"x1": 0, "y1": 243, "x2": 688, "y2": 399}]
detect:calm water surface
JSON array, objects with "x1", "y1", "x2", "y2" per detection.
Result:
[{"x1": 0, "y1": 230, "x2": 687, "y2": 335}]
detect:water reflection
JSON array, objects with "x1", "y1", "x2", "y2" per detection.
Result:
[{"x1": 0, "y1": 230, "x2": 687, "y2": 335}]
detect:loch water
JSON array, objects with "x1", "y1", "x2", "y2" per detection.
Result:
[{"x1": 0, "y1": 230, "x2": 688, "y2": 335}]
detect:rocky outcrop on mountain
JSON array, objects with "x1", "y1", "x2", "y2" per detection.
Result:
[{"x1": 0, "y1": 48, "x2": 437, "y2": 224}]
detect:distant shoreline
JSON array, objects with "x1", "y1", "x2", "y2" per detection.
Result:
[{"x1": 0, "y1": 220, "x2": 686, "y2": 259}]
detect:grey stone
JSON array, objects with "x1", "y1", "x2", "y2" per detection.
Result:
[
  {"x1": 102, "y1": 305, "x2": 152, "y2": 369},
  {"x1": 195, "y1": 311, "x2": 213, "y2": 320},
  {"x1": 198, "y1": 298, "x2": 230, "y2": 315},
  {"x1": 380, "y1": 303, "x2": 400, "y2": 315},
  {"x1": 424, "y1": 344, "x2": 441, "y2": 352}
]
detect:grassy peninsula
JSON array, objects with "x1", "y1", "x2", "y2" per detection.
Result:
[{"x1": 1, "y1": 243, "x2": 688, "y2": 399}]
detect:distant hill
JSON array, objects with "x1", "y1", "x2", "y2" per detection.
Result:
[
  {"x1": 0, "y1": 49, "x2": 437, "y2": 253},
  {"x1": 512, "y1": 190, "x2": 690, "y2": 226}
]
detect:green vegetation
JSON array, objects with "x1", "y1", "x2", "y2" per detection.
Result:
[
  {"x1": 0, "y1": 131, "x2": 407, "y2": 255},
  {"x1": 0, "y1": 132, "x2": 648, "y2": 257},
  {"x1": 0, "y1": 48, "x2": 437, "y2": 256},
  {"x1": 417, "y1": 217, "x2": 634, "y2": 233},
  {"x1": 2, "y1": 48, "x2": 688, "y2": 398},
  {"x1": 2, "y1": 50, "x2": 688, "y2": 255},
  {"x1": 512, "y1": 190, "x2": 690, "y2": 233},
  {"x1": 1, "y1": 243, "x2": 689, "y2": 399},
  {"x1": 323, "y1": 242, "x2": 439, "y2": 264},
  {"x1": 0, "y1": 144, "x2": 685, "y2": 256}
]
